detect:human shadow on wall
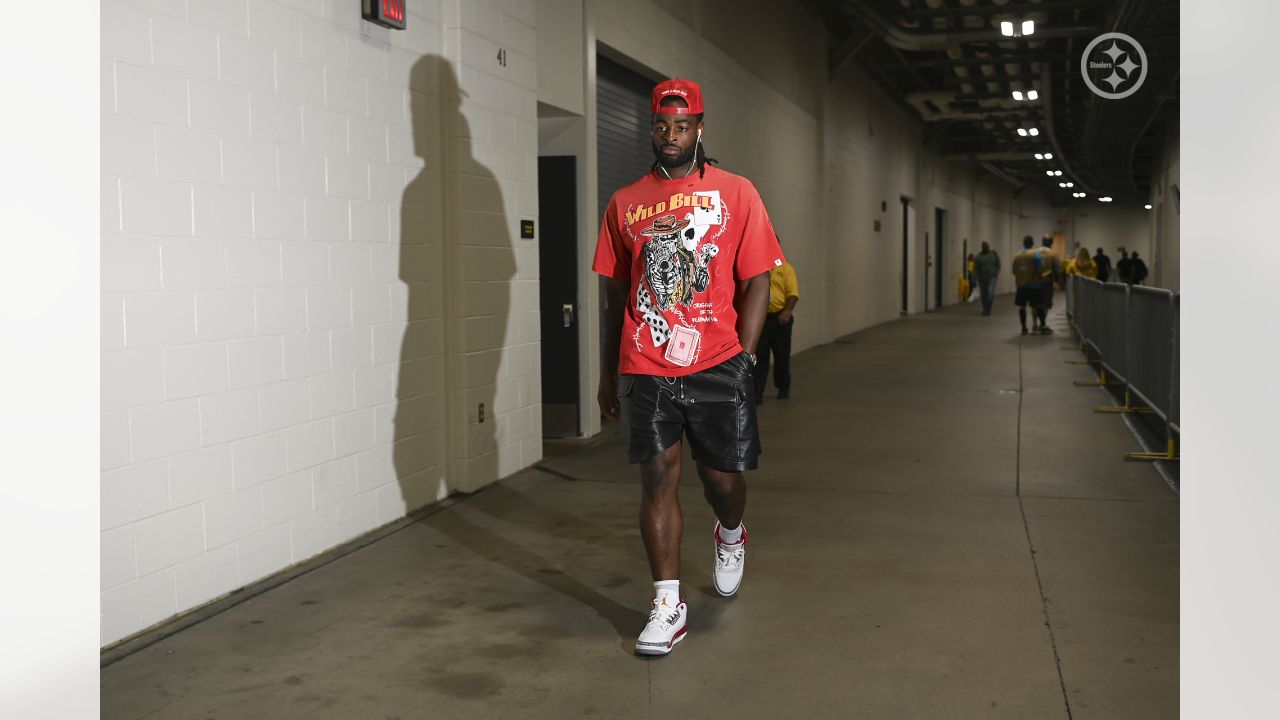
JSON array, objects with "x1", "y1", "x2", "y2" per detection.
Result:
[{"x1": 394, "y1": 56, "x2": 513, "y2": 510}]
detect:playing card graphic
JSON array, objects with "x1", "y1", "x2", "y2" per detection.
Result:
[{"x1": 663, "y1": 324, "x2": 700, "y2": 367}]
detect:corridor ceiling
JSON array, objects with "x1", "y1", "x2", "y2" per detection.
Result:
[{"x1": 804, "y1": 0, "x2": 1179, "y2": 206}]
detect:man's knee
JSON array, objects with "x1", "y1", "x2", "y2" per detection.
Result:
[
  {"x1": 640, "y1": 449, "x2": 681, "y2": 497},
  {"x1": 697, "y1": 465, "x2": 742, "y2": 497}
]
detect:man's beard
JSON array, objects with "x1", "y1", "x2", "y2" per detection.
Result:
[{"x1": 653, "y1": 141, "x2": 696, "y2": 168}]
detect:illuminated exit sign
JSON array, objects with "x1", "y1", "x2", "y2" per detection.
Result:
[{"x1": 362, "y1": 0, "x2": 406, "y2": 30}]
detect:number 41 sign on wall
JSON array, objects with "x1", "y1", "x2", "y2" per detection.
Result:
[{"x1": 362, "y1": 0, "x2": 406, "y2": 30}]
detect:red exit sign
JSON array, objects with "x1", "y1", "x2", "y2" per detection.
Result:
[{"x1": 362, "y1": 0, "x2": 406, "y2": 30}]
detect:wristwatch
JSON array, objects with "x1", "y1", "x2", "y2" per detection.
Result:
[{"x1": 748, "y1": 353, "x2": 757, "y2": 366}]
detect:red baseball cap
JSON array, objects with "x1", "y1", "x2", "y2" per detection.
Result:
[{"x1": 650, "y1": 78, "x2": 704, "y2": 115}]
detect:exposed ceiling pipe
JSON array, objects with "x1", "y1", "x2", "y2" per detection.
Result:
[
  {"x1": 905, "y1": 90, "x2": 1031, "y2": 121},
  {"x1": 1040, "y1": 63, "x2": 1091, "y2": 194},
  {"x1": 838, "y1": 0, "x2": 1099, "y2": 51},
  {"x1": 980, "y1": 162, "x2": 1026, "y2": 188}
]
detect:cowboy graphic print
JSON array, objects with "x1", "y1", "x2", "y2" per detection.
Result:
[{"x1": 593, "y1": 166, "x2": 785, "y2": 376}]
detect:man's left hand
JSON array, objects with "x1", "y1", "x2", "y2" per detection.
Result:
[{"x1": 778, "y1": 310, "x2": 793, "y2": 325}]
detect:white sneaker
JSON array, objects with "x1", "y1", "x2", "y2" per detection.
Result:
[
  {"x1": 635, "y1": 596, "x2": 687, "y2": 655},
  {"x1": 713, "y1": 521, "x2": 749, "y2": 597}
]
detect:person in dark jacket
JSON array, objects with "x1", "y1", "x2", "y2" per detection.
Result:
[
  {"x1": 1116, "y1": 250, "x2": 1133, "y2": 284},
  {"x1": 1093, "y1": 247, "x2": 1112, "y2": 283},
  {"x1": 974, "y1": 242, "x2": 1001, "y2": 316},
  {"x1": 1129, "y1": 251, "x2": 1149, "y2": 286}
]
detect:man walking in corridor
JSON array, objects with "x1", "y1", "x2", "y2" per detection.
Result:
[
  {"x1": 593, "y1": 78, "x2": 783, "y2": 656},
  {"x1": 974, "y1": 241, "x2": 1000, "y2": 316},
  {"x1": 1011, "y1": 235, "x2": 1042, "y2": 335},
  {"x1": 754, "y1": 250, "x2": 799, "y2": 403}
]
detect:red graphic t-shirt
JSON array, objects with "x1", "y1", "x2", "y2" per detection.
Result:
[{"x1": 593, "y1": 165, "x2": 785, "y2": 377}]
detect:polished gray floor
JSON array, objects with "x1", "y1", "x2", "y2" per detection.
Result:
[{"x1": 101, "y1": 299, "x2": 1178, "y2": 720}]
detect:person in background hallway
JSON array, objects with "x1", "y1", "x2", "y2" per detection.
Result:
[
  {"x1": 754, "y1": 246, "x2": 799, "y2": 403},
  {"x1": 974, "y1": 242, "x2": 1000, "y2": 316},
  {"x1": 594, "y1": 77, "x2": 782, "y2": 657},
  {"x1": 1129, "y1": 251, "x2": 1149, "y2": 286},
  {"x1": 1093, "y1": 247, "x2": 1112, "y2": 283},
  {"x1": 1011, "y1": 236, "x2": 1041, "y2": 335},
  {"x1": 965, "y1": 252, "x2": 976, "y2": 298},
  {"x1": 1033, "y1": 235, "x2": 1063, "y2": 334},
  {"x1": 1066, "y1": 247, "x2": 1097, "y2": 279},
  {"x1": 1116, "y1": 249, "x2": 1133, "y2": 284}
]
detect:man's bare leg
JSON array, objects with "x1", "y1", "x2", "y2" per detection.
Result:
[
  {"x1": 696, "y1": 462, "x2": 746, "y2": 531},
  {"x1": 639, "y1": 442, "x2": 684, "y2": 581}
]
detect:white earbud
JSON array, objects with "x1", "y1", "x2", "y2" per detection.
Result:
[{"x1": 697, "y1": 129, "x2": 702, "y2": 139}]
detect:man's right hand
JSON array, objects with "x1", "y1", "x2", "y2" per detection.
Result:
[{"x1": 598, "y1": 374, "x2": 620, "y2": 421}]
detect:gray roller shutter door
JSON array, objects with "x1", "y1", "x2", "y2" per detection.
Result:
[
  {"x1": 595, "y1": 56, "x2": 655, "y2": 379},
  {"x1": 596, "y1": 55, "x2": 655, "y2": 222}
]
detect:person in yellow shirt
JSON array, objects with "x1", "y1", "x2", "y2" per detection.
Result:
[
  {"x1": 1066, "y1": 247, "x2": 1098, "y2": 279},
  {"x1": 754, "y1": 256, "x2": 799, "y2": 403}
]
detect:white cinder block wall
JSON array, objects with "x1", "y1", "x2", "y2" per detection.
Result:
[{"x1": 101, "y1": 0, "x2": 539, "y2": 646}]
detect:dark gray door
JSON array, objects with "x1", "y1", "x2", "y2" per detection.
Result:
[
  {"x1": 934, "y1": 208, "x2": 946, "y2": 309},
  {"x1": 538, "y1": 156, "x2": 580, "y2": 437},
  {"x1": 901, "y1": 198, "x2": 910, "y2": 313}
]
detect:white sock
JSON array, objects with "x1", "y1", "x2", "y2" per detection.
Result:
[
  {"x1": 654, "y1": 580, "x2": 680, "y2": 606},
  {"x1": 718, "y1": 522, "x2": 743, "y2": 544}
]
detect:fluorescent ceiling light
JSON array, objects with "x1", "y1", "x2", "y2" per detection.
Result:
[
  {"x1": 1028, "y1": 128, "x2": 1040, "y2": 136},
  {"x1": 1145, "y1": 204, "x2": 1153, "y2": 209},
  {"x1": 1054, "y1": 170, "x2": 1063, "y2": 176},
  {"x1": 1017, "y1": 128, "x2": 1028, "y2": 136},
  {"x1": 1034, "y1": 153, "x2": 1043, "y2": 160},
  {"x1": 1022, "y1": 20, "x2": 1035, "y2": 36},
  {"x1": 1100, "y1": 196, "x2": 1113, "y2": 202},
  {"x1": 1065, "y1": 182, "x2": 1074, "y2": 187},
  {"x1": 1012, "y1": 90, "x2": 1024, "y2": 101},
  {"x1": 1027, "y1": 90, "x2": 1039, "y2": 100},
  {"x1": 1001, "y1": 21, "x2": 1014, "y2": 36},
  {"x1": 1044, "y1": 152, "x2": 1053, "y2": 159},
  {"x1": 1045, "y1": 170, "x2": 1054, "y2": 176},
  {"x1": 1058, "y1": 182, "x2": 1066, "y2": 187}
]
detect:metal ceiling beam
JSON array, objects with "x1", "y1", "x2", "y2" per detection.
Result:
[
  {"x1": 883, "y1": 54, "x2": 1065, "y2": 70},
  {"x1": 829, "y1": 26, "x2": 876, "y2": 74},
  {"x1": 836, "y1": 0, "x2": 1100, "y2": 51},
  {"x1": 901, "y1": 0, "x2": 1109, "y2": 20}
]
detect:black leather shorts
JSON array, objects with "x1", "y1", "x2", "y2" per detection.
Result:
[{"x1": 617, "y1": 352, "x2": 761, "y2": 471}]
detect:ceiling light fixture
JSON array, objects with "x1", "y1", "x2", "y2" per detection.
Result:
[
  {"x1": 1065, "y1": 182, "x2": 1074, "y2": 187},
  {"x1": 1044, "y1": 152, "x2": 1053, "y2": 159},
  {"x1": 1017, "y1": 128, "x2": 1028, "y2": 137},
  {"x1": 1145, "y1": 204, "x2": 1153, "y2": 209},
  {"x1": 1054, "y1": 170, "x2": 1063, "y2": 176},
  {"x1": 1012, "y1": 90, "x2": 1024, "y2": 101},
  {"x1": 1028, "y1": 128, "x2": 1039, "y2": 136},
  {"x1": 1045, "y1": 170, "x2": 1054, "y2": 176},
  {"x1": 1027, "y1": 90, "x2": 1039, "y2": 101},
  {"x1": 1000, "y1": 21, "x2": 1014, "y2": 36},
  {"x1": 1034, "y1": 153, "x2": 1044, "y2": 160},
  {"x1": 1099, "y1": 196, "x2": 1113, "y2": 202},
  {"x1": 1059, "y1": 182, "x2": 1066, "y2": 188},
  {"x1": 1022, "y1": 20, "x2": 1035, "y2": 36}
]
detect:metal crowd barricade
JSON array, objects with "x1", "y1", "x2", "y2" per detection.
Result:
[{"x1": 1065, "y1": 275, "x2": 1180, "y2": 462}]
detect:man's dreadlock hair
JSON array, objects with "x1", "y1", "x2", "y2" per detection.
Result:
[{"x1": 650, "y1": 112, "x2": 719, "y2": 179}]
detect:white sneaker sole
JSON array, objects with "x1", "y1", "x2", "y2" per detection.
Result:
[
  {"x1": 635, "y1": 626, "x2": 687, "y2": 655},
  {"x1": 713, "y1": 574, "x2": 742, "y2": 597}
]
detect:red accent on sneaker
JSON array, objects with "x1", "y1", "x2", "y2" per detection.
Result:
[{"x1": 669, "y1": 626, "x2": 688, "y2": 647}]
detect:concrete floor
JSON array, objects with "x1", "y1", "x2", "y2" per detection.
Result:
[{"x1": 101, "y1": 299, "x2": 1179, "y2": 720}]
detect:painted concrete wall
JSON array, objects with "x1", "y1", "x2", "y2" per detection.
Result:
[
  {"x1": 1150, "y1": 118, "x2": 1180, "y2": 291},
  {"x1": 100, "y1": 0, "x2": 540, "y2": 646}
]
